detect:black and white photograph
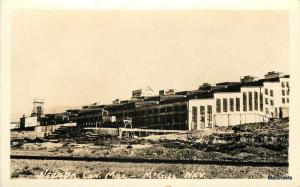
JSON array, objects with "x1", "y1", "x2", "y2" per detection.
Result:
[{"x1": 1, "y1": 0, "x2": 300, "y2": 186}]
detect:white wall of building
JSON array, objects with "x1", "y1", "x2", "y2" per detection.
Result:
[
  {"x1": 10, "y1": 122, "x2": 20, "y2": 129},
  {"x1": 213, "y1": 87, "x2": 267, "y2": 127},
  {"x1": 263, "y1": 77, "x2": 289, "y2": 118},
  {"x1": 214, "y1": 92, "x2": 243, "y2": 127},
  {"x1": 24, "y1": 116, "x2": 38, "y2": 128},
  {"x1": 187, "y1": 80, "x2": 289, "y2": 130},
  {"x1": 188, "y1": 98, "x2": 215, "y2": 130}
]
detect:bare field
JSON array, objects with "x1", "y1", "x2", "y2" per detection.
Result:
[
  {"x1": 11, "y1": 119, "x2": 289, "y2": 162},
  {"x1": 11, "y1": 159, "x2": 287, "y2": 179},
  {"x1": 10, "y1": 119, "x2": 289, "y2": 179}
]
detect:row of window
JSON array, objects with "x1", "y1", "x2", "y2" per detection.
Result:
[
  {"x1": 282, "y1": 82, "x2": 289, "y2": 88},
  {"x1": 265, "y1": 89, "x2": 274, "y2": 96},
  {"x1": 265, "y1": 97, "x2": 289, "y2": 105},
  {"x1": 282, "y1": 89, "x2": 290, "y2": 96},
  {"x1": 265, "y1": 88, "x2": 290, "y2": 97},
  {"x1": 265, "y1": 98, "x2": 274, "y2": 106},
  {"x1": 117, "y1": 105, "x2": 187, "y2": 116},
  {"x1": 192, "y1": 106, "x2": 213, "y2": 128},
  {"x1": 216, "y1": 91, "x2": 262, "y2": 113},
  {"x1": 134, "y1": 113, "x2": 187, "y2": 124},
  {"x1": 283, "y1": 98, "x2": 289, "y2": 104},
  {"x1": 265, "y1": 107, "x2": 280, "y2": 117},
  {"x1": 137, "y1": 105, "x2": 186, "y2": 115}
]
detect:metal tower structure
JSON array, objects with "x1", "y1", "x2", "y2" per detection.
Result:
[{"x1": 31, "y1": 98, "x2": 44, "y2": 118}]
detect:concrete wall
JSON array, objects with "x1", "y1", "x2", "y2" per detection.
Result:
[
  {"x1": 35, "y1": 123, "x2": 76, "y2": 138},
  {"x1": 24, "y1": 116, "x2": 38, "y2": 128},
  {"x1": 281, "y1": 107, "x2": 289, "y2": 118},
  {"x1": 214, "y1": 113, "x2": 266, "y2": 127},
  {"x1": 10, "y1": 123, "x2": 20, "y2": 130},
  {"x1": 85, "y1": 127, "x2": 119, "y2": 136}
]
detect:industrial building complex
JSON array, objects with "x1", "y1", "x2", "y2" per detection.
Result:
[{"x1": 14, "y1": 71, "x2": 289, "y2": 133}]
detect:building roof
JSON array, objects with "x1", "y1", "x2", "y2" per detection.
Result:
[
  {"x1": 175, "y1": 90, "x2": 194, "y2": 96},
  {"x1": 144, "y1": 96, "x2": 160, "y2": 101},
  {"x1": 159, "y1": 97, "x2": 189, "y2": 104},
  {"x1": 215, "y1": 82, "x2": 240, "y2": 86},
  {"x1": 259, "y1": 77, "x2": 280, "y2": 83},
  {"x1": 76, "y1": 72, "x2": 289, "y2": 113},
  {"x1": 188, "y1": 91, "x2": 214, "y2": 99},
  {"x1": 240, "y1": 81, "x2": 264, "y2": 87},
  {"x1": 213, "y1": 84, "x2": 241, "y2": 93}
]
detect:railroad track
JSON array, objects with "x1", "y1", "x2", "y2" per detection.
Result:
[{"x1": 10, "y1": 155, "x2": 288, "y2": 167}]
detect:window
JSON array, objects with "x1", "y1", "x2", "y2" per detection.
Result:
[
  {"x1": 270, "y1": 100, "x2": 274, "y2": 106},
  {"x1": 180, "y1": 105, "x2": 186, "y2": 111},
  {"x1": 207, "y1": 105, "x2": 212, "y2": 128},
  {"x1": 286, "y1": 82, "x2": 289, "y2": 88},
  {"x1": 260, "y1": 93, "x2": 264, "y2": 111},
  {"x1": 153, "y1": 116, "x2": 158, "y2": 124},
  {"x1": 223, "y1": 98, "x2": 228, "y2": 112},
  {"x1": 243, "y1": 92, "x2": 247, "y2": 111},
  {"x1": 254, "y1": 91, "x2": 258, "y2": 110},
  {"x1": 287, "y1": 98, "x2": 289, "y2": 103},
  {"x1": 173, "y1": 115, "x2": 179, "y2": 123},
  {"x1": 265, "y1": 88, "x2": 268, "y2": 95},
  {"x1": 287, "y1": 89, "x2": 290, "y2": 95},
  {"x1": 230, "y1": 98, "x2": 234, "y2": 112},
  {"x1": 167, "y1": 107, "x2": 172, "y2": 112},
  {"x1": 192, "y1": 107, "x2": 197, "y2": 123},
  {"x1": 270, "y1": 90, "x2": 274, "y2": 97},
  {"x1": 282, "y1": 82, "x2": 285, "y2": 88},
  {"x1": 266, "y1": 108, "x2": 269, "y2": 114},
  {"x1": 248, "y1": 92, "x2": 253, "y2": 111},
  {"x1": 236, "y1": 98, "x2": 240, "y2": 111},
  {"x1": 160, "y1": 116, "x2": 165, "y2": 123},
  {"x1": 282, "y1": 98, "x2": 286, "y2": 104},
  {"x1": 282, "y1": 90, "x2": 285, "y2": 96},
  {"x1": 265, "y1": 98, "x2": 269, "y2": 105},
  {"x1": 216, "y1": 99, "x2": 221, "y2": 113},
  {"x1": 181, "y1": 113, "x2": 187, "y2": 122},
  {"x1": 160, "y1": 108, "x2": 166, "y2": 113},
  {"x1": 200, "y1": 106, "x2": 205, "y2": 129}
]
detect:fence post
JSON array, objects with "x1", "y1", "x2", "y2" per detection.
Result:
[{"x1": 228, "y1": 114, "x2": 230, "y2": 126}]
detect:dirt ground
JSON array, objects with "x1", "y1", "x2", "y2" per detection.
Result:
[
  {"x1": 10, "y1": 119, "x2": 289, "y2": 179},
  {"x1": 11, "y1": 159, "x2": 288, "y2": 179},
  {"x1": 11, "y1": 119, "x2": 289, "y2": 162}
]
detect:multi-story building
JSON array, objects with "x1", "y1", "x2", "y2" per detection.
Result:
[
  {"x1": 189, "y1": 82, "x2": 265, "y2": 130},
  {"x1": 76, "y1": 71, "x2": 290, "y2": 131},
  {"x1": 188, "y1": 72, "x2": 289, "y2": 130},
  {"x1": 262, "y1": 74, "x2": 290, "y2": 119}
]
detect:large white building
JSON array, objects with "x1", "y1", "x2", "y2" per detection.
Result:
[{"x1": 188, "y1": 72, "x2": 289, "y2": 130}]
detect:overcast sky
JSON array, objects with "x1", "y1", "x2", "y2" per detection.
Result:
[{"x1": 11, "y1": 10, "x2": 289, "y2": 120}]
